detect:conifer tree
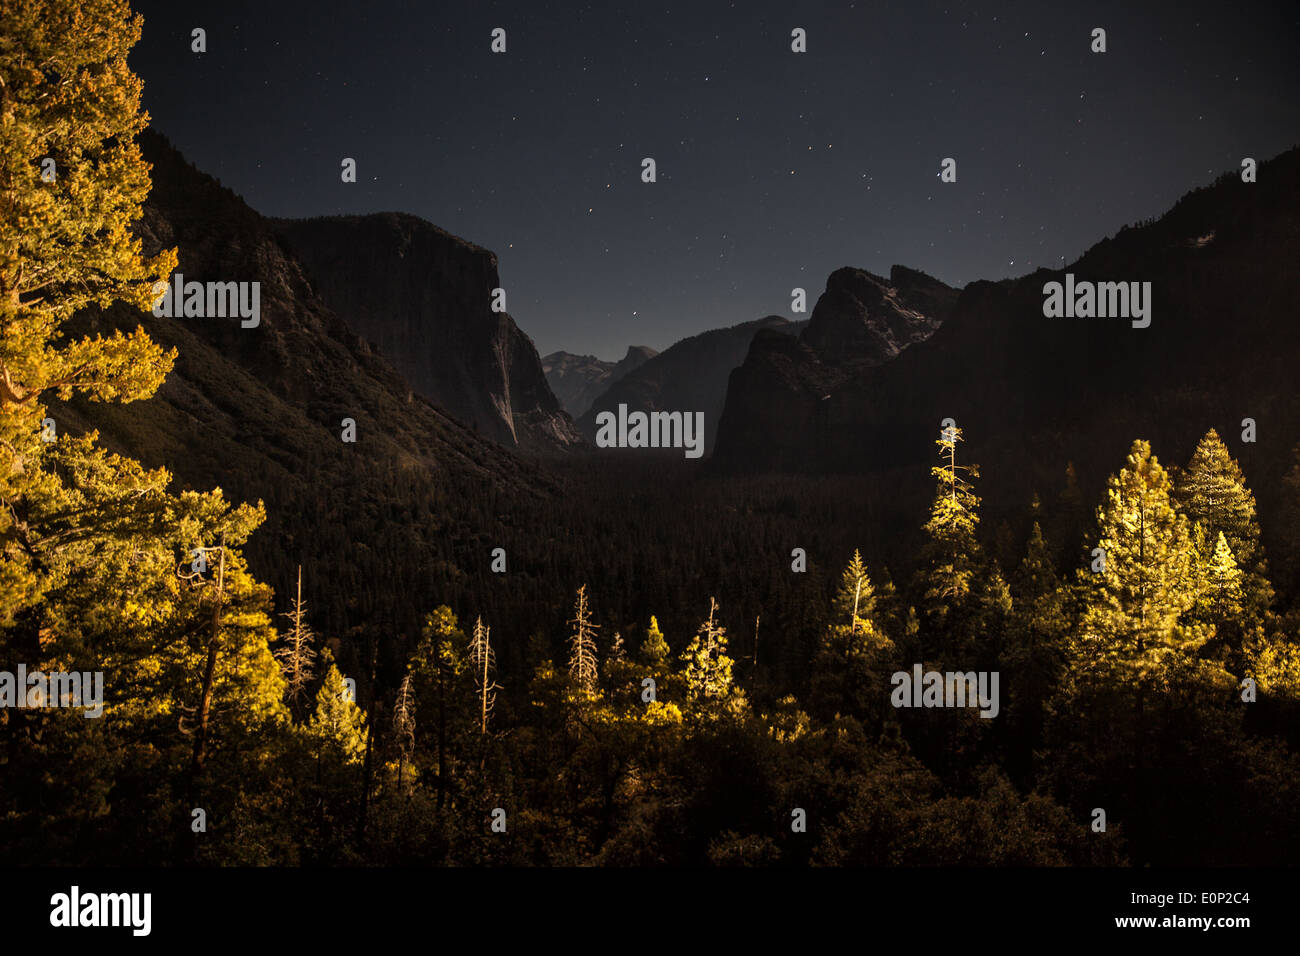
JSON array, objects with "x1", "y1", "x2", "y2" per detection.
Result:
[
  {"x1": 813, "y1": 552, "x2": 895, "y2": 725},
  {"x1": 920, "y1": 423, "x2": 982, "y2": 622},
  {"x1": 1175, "y1": 429, "x2": 1272, "y2": 620},
  {"x1": 1, "y1": 0, "x2": 177, "y2": 624},
  {"x1": 408, "y1": 607, "x2": 475, "y2": 811},
  {"x1": 1202, "y1": 532, "x2": 1245, "y2": 620},
  {"x1": 1005, "y1": 521, "x2": 1068, "y2": 772},
  {"x1": 310, "y1": 656, "x2": 368, "y2": 764},
  {"x1": 640, "y1": 616, "x2": 670, "y2": 664},
  {"x1": 1176, "y1": 430, "x2": 1261, "y2": 566},
  {"x1": 834, "y1": 549, "x2": 875, "y2": 633},
  {"x1": 1072, "y1": 440, "x2": 1209, "y2": 684},
  {"x1": 681, "y1": 597, "x2": 737, "y2": 706}
]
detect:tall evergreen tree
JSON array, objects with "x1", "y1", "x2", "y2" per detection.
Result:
[
  {"x1": 812, "y1": 552, "x2": 895, "y2": 727},
  {"x1": 310, "y1": 656, "x2": 368, "y2": 764},
  {"x1": 1004, "y1": 522, "x2": 1068, "y2": 777},
  {"x1": 681, "y1": 597, "x2": 738, "y2": 708},
  {"x1": 1, "y1": 0, "x2": 177, "y2": 625},
  {"x1": 920, "y1": 424, "x2": 982, "y2": 617},
  {"x1": 1072, "y1": 440, "x2": 1209, "y2": 682},
  {"x1": 640, "y1": 616, "x2": 670, "y2": 664},
  {"x1": 834, "y1": 549, "x2": 875, "y2": 632},
  {"x1": 408, "y1": 607, "x2": 475, "y2": 811},
  {"x1": 1175, "y1": 429, "x2": 1272, "y2": 620}
]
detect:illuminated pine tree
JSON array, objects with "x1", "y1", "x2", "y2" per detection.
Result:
[
  {"x1": 1175, "y1": 429, "x2": 1273, "y2": 619},
  {"x1": 1201, "y1": 532, "x2": 1245, "y2": 622},
  {"x1": 310, "y1": 657, "x2": 368, "y2": 764},
  {"x1": 834, "y1": 549, "x2": 875, "y2": 633},
  {"x1": 920, "y1": 423, "x2": 982, "y2": 621},
  {"x1": 681, "y1": 597, "x2": 737, "y2": 705},
  {"x1": 813, "y1": 553, "x2": 895, "y2": 723},
  {"x1": 0, "y1": 0, "x2": 177, "y2": 625},
  {"x1": 640, "y1": 616, "x2": 670, "y2": 664},
  {"x1": 1071, "y1": 440, "x2": 1210, "y2": 685},
  {"x1": 1176, "y1": 430, "x2": 1261, "y2": 566},
  {"x1": 567, "y1": 585, "x2": 599, "y2": 695}
]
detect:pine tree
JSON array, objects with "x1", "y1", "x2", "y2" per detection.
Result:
[
  {"x1": 920, "y1": 423, "x2": 982, "y2": 619},
  {"x1": 1205, "y1": 532, "x2": 1245, "y2": 616},
  {"x1": 1175, "y1": 429, "x2": 1272, "y2": 620},
  {"x1": 310, "y1": 657, "x2": 368, "y2": 764},
  {"x1": 1072, "y1": 440, "x2": 1209, "y2": 683},
  {"x1": 681, "y1": 597, "x2": 737, "y2": 706},
  {"x1": 834, "y1": 549, "x2": 875, "y2": 633},
  {"x1": 1176, "y1": 430, "x2": 1261, "y2": 566},
  {"x1": 1005, "y1": 521, "x2": 1068, "y2": 775},
  {"x1": 812, "y1": 552, "x2": 895, "y2": 725},
  {"x1": 568, "y1": 584, "x2": 600, "y2": 695},
  {"x1": 1, "y1": 0, "x2": 177, "y2": 624},
  {"x1": 408, "y1": 607, "x2": 475, "y2": 811},
  {"x1": 640, "y1": 616, "x2": 670, "y2": 664}
]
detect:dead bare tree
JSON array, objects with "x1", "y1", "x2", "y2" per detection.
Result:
[
  {"x1": 469, "y1": 617, "x2": 500, "y2": 735},
  {"x1": 567, "y1": 584, "x2": 600, "y2": 694},
  {"x1": 392, "y1": 673, "x2": 416, "y2": 790},
  {"x1": 275, "y1": 565, "x2": 318, "y2": 712}
]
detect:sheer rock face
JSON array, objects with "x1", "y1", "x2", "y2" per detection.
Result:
[
  {"x1": 577, "y1": 316, "x2": 805, "y2": 456},
  {"x1": 82, "y1": 129, "x2": 544, "y2": 489},
  {"x1": 801, "y1": 265, "x2": 952, "y2": 367},
  {"x1": 713, "y1": 266, "x2": 958, "y2": 470},
  {"x1": 272, "y1": 212, "x2": 582, "y2": 453},
  {"x1": 543, "y1": 345, "x2": 658, "y2": 418}
]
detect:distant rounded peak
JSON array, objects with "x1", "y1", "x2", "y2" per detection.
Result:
[{"x1": 623, "y1": 344, "x2": 659, "y2": 360}]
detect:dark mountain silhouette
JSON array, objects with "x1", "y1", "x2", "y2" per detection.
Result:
[
  {"x1": 577, "y1": 316, "x2": 808, "y2": 455},
  {"x1": 272, "y1": 212, "x2": 581, "y2": 452},
  {"x1": 712, "y1": 149, "x2": 1300, "y2": 561},
  {"x1": 543, "y1": 345, "x2": 657, "y2": 418}
]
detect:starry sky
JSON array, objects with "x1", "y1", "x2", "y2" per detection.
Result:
[{"x1": 130, "y1": 0, "x2": 1299, "y2": 360}]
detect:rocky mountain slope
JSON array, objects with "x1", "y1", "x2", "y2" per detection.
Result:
[
  {"x1": 543, "y1": 345, "x2": 657, "y2": 418},
  {"x1": 712, "y1": 151, "x2": 1300, "y2": 561},
  {"x1": 577, "y1": 316, "x2": 807, "y2": 455}
]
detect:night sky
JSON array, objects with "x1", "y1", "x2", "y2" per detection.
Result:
[{"x1": 129, "y1": 0, "x2": 1299, "y2": 360}]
